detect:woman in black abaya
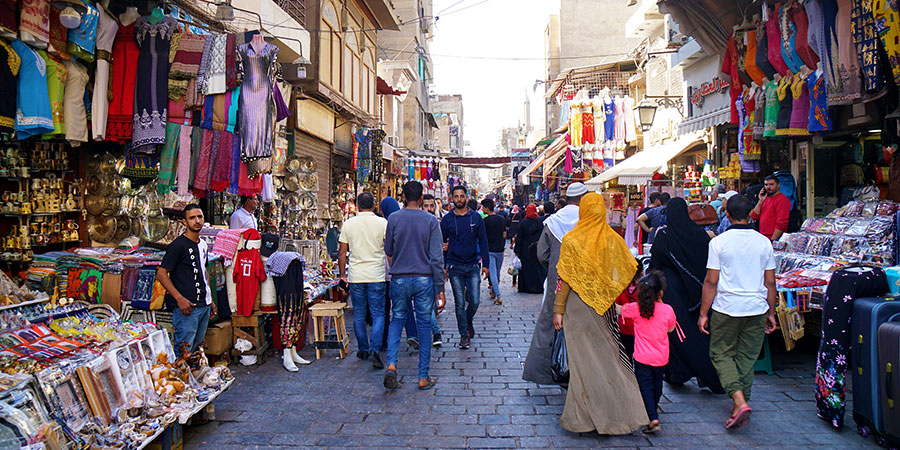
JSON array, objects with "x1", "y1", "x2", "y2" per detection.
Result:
[
  {"x1": 514, "y1": 204, "x2": 547, "y2": 294},
  {"x1": 649, "y1": 197, "x2": 724, "y2": 393}
]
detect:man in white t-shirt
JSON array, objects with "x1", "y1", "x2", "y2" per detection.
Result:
[
  {"x1": 698, "y1": 194, "x2": 777, "y2": 431},
  {"x1": 339, "y1": 192, "x2": 388, "y2": 369}
]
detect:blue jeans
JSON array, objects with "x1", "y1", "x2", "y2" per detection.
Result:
[
  {"x1": 635, "y1": 361, "x2": 665, "y2": 421},
  {"x1": 386, "y1": 277, "x2": 434, "y2": 379},
  {"x1": 488, "y1": 252, "x2": 504, "y2": 299},
  {"x1": 404, "y1": 289, "x2": 442, "y2": 339},
  {"x1": 349, "y1": 282, "x2": 386, "y2": 353},
  {"x1": 448, "y1": 263, "x2": 481, "y2": 337},
  {"x1": 173, "y1": 303, "x2": 211, "y2": 353}
]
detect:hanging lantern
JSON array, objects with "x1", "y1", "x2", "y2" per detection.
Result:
[{"x1": 636, "y1": 97, "x2": 658, "y2": 132}]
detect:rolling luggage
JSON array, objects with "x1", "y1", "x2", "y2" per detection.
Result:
[
  {"x1": 879, "y1": 319, "x2": 900, "y2": 446},
  {"x1": 852, "y1": 297, "x2": 900, "y2": 436}
]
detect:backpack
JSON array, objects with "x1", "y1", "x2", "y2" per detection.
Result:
[{"x1": 773, "y1": 171, "x2": 802, "y2": 232}]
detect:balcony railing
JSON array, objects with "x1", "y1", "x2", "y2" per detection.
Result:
[{"x1": 273, "y1": 0, "x2": 308, "y2": 27}]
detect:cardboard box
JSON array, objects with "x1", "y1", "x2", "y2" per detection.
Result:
[{"x1": 204, "y1": 321, "x2": 233, "y2": 356}]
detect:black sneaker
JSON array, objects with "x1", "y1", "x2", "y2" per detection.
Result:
[
  {"x1": 458, "y1": 337, "x2": 470, "y2": 350},
  {"x1": 369, "y1": 351, "x2": 384, "y2": 369},
  {"x1": 356, "y1": 350, "x2": 368, "y2": 360},
  {"x1": 407, "y1": 337, "x2": 419, "y2": 350},
  {"x1": 467, "y1": 319, "x2": 475, "y2": 338},
  {"x1": 432, "y1": 333, "x2": 442, "y2": 347}
]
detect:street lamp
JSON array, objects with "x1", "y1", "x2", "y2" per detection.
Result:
[{"x1": 636, "y1": 97, "x2": 657, "y2": 132}]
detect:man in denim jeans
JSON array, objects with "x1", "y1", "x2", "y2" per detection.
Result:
[
  {"x1": 339, "y1": 192, "x2": 388, "y2": 369},
  {"x1": 383, "y1": 182, "x2": 445, "y2": 390},
  {"x1": 440, "y1": 185, "x2": 490, "y2": 349}
]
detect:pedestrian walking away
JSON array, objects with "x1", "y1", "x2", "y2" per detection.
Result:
[
  {"x1": 513, "y1": 204, "x2": 546, "y2": 294},
  {"x1": 698, "y1": 194, "x2": 778, "y2": 430},
  {"x1": 622, "y1": 271, "x2": 676, "y2": 434},
  {"x1": 522, "y1": 182, "x2": 585, "y2": 385},
  {"x1": 383, "y1": 181, "x2": 445, "y2": 390},
  {"x1": 481, "y1": 198, "x2": 507, "y2": 306},
  {"x1": 552, "y1": 192, "x2": 648, "y2": 435},
  {"x1": 339, "y1": 192, "x2": 388, "y2": 370},
  {"x1": 440, "y1": 185, "x2": 490, "y2": 350}
]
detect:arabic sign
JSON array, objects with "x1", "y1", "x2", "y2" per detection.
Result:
[{"x1": 690, "y1": 77, "x2": 730, "y2": 107}]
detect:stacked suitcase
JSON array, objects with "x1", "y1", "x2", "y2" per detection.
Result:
[{"x1": 852, "y1": 297, "x2": 900, "y2": 446}]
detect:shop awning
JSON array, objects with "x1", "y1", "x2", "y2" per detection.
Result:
[
  {"x1": 585, "y1": 131, "x2": 705, "y2": 187},
  {"x1": 377, "y1": 76, "x2": 407, "y2": 96},
  {"x1": 517, "y1": 134, "x2": 568, "y2": 184},
  {"x1": 676, "y1": 106, "x2": 730, "y2": 135},
  {"x1": 445, "y1": 156, "x2": 510, "y2": 168}
]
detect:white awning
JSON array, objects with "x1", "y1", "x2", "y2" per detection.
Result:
[
  {"x1": 585, "y1": 131, "x2": 705, "y2": 187},
  {"x1": 676, "y1": 106, "x2": 730, "y2": 136},
  {"x1": 517, "y1": 134, "x2": 568, "y2": 184}
]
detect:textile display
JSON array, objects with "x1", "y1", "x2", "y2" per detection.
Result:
[
  {"x1": 273, "y1": 257, "x2": 306, "y2": 348},
  {"x1": 132, "y1": 16, "x2": 178, "y2": 151}
]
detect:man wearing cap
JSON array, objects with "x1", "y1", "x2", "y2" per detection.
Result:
[
  {"x1": 716, "y1": 191, "x2": 740, "y2": 235},
  {"x1": 522, "y1": 182, "x2": 586, "y2": 385}
]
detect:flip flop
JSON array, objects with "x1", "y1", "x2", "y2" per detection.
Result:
[
  {"x1": 725, "y1": 407, "x2": 752, "y2": 430},
  {"x1": 641, "y1": 422, "x2": 661, "y2": 434},
  {"x1": 418, "y1": 377, "x2": 438, "y2": 390},
  {"x1": 383, "y1": 370, "x2": 401, "y2": 390}
]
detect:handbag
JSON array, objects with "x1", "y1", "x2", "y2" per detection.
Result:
[
  {"x1": 688, "y1": 203, "x2": 719, "y2": 225},
  {"x1": 550, "y1": 329, "x2": 569, "y2": 386}
]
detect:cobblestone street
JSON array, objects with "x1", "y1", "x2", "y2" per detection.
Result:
[{"x1": 185, "y1": 251, "x2": 876, "y2": 449}]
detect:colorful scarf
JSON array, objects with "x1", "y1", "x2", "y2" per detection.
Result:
[
  {"x1": 170, "y1": 33, "x2": 206, "y2": 79},
  {"x1": 211, "y1": 130, "x2": 234, "y2": 192},
  {"x1": 192, "y1": 129, "x2": 214, "y2": 197},
  {"x1": 225, "y1": 33, "x2": 238, "y2": 90},
  {"x1": 238, "y1": 161, "x2": 263, "y2": 195},
  {"x1": 176, "y1": 125, "x2": 193, "y2": 195},
  {"x1": 157, "y1": 122, "x2": 181, "y2": 194},
  {"x1": 189, "y1": 126, "x2": 203, "y2": 188},
  {"x1": 229, "y1": 132, "x2": 241, "y2": 194}
]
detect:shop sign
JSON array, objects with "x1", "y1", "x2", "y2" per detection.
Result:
[
  {"x1": 511, "y1": 149, "x2": 531, "y2": 162},
  {"x1": 628, "y1": 191, "x2": 644, "y2": 204},
  {"x1": 690, "y1": 77, "x2": 730, "y2": 107}
]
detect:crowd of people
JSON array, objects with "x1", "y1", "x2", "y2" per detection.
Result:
[{"x1": 156, "y1": 174, "x2": 788, "y2": 435}]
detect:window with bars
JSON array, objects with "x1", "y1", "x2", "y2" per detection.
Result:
[{"x1": 274, "y1": 0, "x2": 308, "y2": 27}]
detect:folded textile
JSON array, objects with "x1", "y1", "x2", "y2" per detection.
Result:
[
  {"x1": 211, "y1": 228, "x2": 244, "y2": 260},
  {"x1": 170, "y1": 33, "x2": 207, "y2": 79},
  {"x1": 265, "y1": 252, "x2": 305, "y2": 277}
]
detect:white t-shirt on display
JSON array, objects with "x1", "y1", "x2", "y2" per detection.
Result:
[{"x1": 706, "y1": 228, "x2": 775, "y2": 317}]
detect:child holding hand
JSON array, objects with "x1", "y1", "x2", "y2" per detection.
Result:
[{"x1": 621, "y1": 271, "x2": 676, "y2": 434}]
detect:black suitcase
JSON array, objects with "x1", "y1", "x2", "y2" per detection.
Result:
[
  {"x1": 853, "y1": 297, "x2": 900, "y2": 436},
  {"x1": 880, "y1": 320, "x2": 900, "y2": 446}
]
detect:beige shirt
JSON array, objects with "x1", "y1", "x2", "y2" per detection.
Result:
[{"x1": 339, "y1": 211, "x2": 388, "y2": 283}]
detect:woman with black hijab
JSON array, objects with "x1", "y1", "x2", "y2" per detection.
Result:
[
  {"x1": 514, "y1": 204, "x2": 547, "y2": 294},
  {"x1": 649, "y1": 197, "x2": 724, "y2": 393}
]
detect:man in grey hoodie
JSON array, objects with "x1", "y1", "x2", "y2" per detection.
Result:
[{"x1": 383, "y1": 181, "x2": 446, "y2": 390}]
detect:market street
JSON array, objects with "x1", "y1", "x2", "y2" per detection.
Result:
[{"x1": 186, "y1": 251, "x2": 876, "y2": 449}]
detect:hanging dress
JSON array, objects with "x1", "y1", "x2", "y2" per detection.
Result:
[
  {"x1": 788, "y1": 73, "x2": 811, "y2": 137},
  {"x1": 763, "y1": 80, "x2": 780, "y2": 138},
  {"x1": 752, "y1": 87, "x2": 766, "y2": 139},
  {"x1": 132, "y1": 16, "x2": 178, "y2": 151},
  {"x1": 106, "y1": 22, "x2": 139, "y2": 143},
  {"x1": 67, "y1": 0, "x2": 97, "y2": 63},
  {"x1": 805, "y1": 0, "x2": 828, "y2": 76},
  {"x1": 63, "y1": 59, "x2": 88, "y2": 143},
  {"x1": 623, "y1": 96, "x2": 636, "y2": 143},
  {"x1": 766, "y1": 5, "x2": 792, "y2": 76},
  {"x1": 38, "y1": 49, "x2": 65, "y2": 138},
  {"x1": 12, "y1": 40, "x2": 52, "y2": 139},
  {"x1": 779, "y1": 3, "x2": 806, "y2": 74},
  {"x1": 790, "y1": 2, "x2": 819, "y2": 70},
  {"x1": 19, "y1": 0, "x2": 49, "y2": 49},
  {"x1": 851, "y1": 0, "x2": 883, "y2": 93},
  {"x1": 808, "y1": 69, "x2": 831, "y2": 132},
  {"x1": 91, "y1": 6, "x2": 118, "y2": 141},
  {"x1": 775, "y1": 76, "x2": 794, "y2": 137},
  {"x1": 755, "y1": 21, "x2": 778, "y2": 80},
  {"x1": 829, "y1": 0, "x2": 862, "y2": 105},
  {"x1": 237, "y1": 42, "x2": 281, "y2": 173},
  {"x1": 744, "y1": 29, "x2": 767, "y2": 86},
  {"x1": 0, "y1": 39, "x2": 20, "y2": 137},
  {"x1": 874, "y1": 0, "x2": 900, "y2": 87}
]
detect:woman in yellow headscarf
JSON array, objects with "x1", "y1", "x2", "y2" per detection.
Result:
[{"x1": 552, "y1": 192, "x2": 648, "y2": 434}]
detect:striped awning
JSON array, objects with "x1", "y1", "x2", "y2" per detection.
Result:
[{"x1": 676, "y1": 106, "x2": 731, "y2": 136}]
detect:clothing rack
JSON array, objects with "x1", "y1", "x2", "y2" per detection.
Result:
[{"x1": 557, "y1": 71, "x2": 634, "y2": 101}]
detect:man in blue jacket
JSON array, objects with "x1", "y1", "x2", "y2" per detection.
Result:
[{"x1": 441, "y1": 185, "x2": 490, "y2": 349}]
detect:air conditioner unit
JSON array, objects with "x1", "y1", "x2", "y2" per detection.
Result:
[{"x1": 385, "y1": 135, "x2": 400, "y2": 147}]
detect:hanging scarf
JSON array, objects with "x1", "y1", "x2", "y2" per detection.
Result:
[
  {"x1": 157, "y1": 122, "x2": 181, "y2": 194},
  {"x1": 192, "y1": 129, "x2": 215, "y2": 197},
  {"x1": 229, "y1": 132, "x2": 241, "y2": 194},
  {"x1": 189, "y1": 126, "x2": 203, "y2": 188},
  {"x1": 122, "y1": 145, "x2": 158, "y2": 180},
  {"x1": 176, "y1": 125, "x2": 193, "y2": 195},
  {"x1": 238, "y1": 161, "x2": 263, "y2": 195},
  {"x1": 556, "y1": 193, "x2": 637, "y2": 315},
  {"x1": 648, "y1": 197, "x2": 711, "y2": 310},
  {"x1": 274, "y1": 84, "x2": 289, "y2": 122},
  {"x1": 211, "y1": 130, "x2": 234, "y2": 192},
  {"x1": 225, "y1": 33, "x2": 239, "y2": 90},
  {"x1": 170, "y1": 33, "x2": 207, "y2": 79}
]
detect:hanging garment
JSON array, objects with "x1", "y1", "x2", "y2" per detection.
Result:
[
  {"x1": 742, "y1": 90, "x2": 762, "y2": 161},
  {"x1": 753, "y1": 87, "x2": 766, "y2": 139},
  {"x1": 106, "y1": 23, "x2": 139, "y2": 143},
  {"x1": 766, "y1": 5, "x2": 792, "y2": 76},
  {"x1": 603, "y1": 97, "x2": 615, "y2": 141},
  {"x1": 228, "y1": 132, "x2": 241, "y2": 194},
  {"x1": 790, "y1": 2, "x2": 819, "y2": 69},
  {"x1": 63, "y1": 59, "x2": 88, "y2": 143},
  {"x1": 273, "y1": 257, "x2": 306, "y2": 347},
  {"x1": 744, "y1": 30, "x2": 767, "y2": 86},
  {"x1": 237, "y1": 161, "x2": 263, "y2": 195},
  {"x1": 38, "y1": 50, "x2": 66, "y2": 138},
  {"x1": 788, "y1": 73, "x2": 812, "y2": 136},
  {"x1": 623, "y1": 96, "x2": 636, "y2": 143},
  {"x1": 0, "y1": 2, "x2": 17, "y2": 38},
  {"x1": 157, "y1": 123, "x2": 181, "y2": 194},
  {"x1": 755, "y1": 21, "x2": 778, "y2": 80},
  {"x1": 734, "y1": 29, "x2": 754, "y2": 87},
  {"x1": 808, "y1": 69, "x2": 832, "y2": 132},
  {"x1": 736, "y1": 96, "x2": 746, "y2": 158},
  {"x1": 779, "y1": 3, "x2": 806, "y2": 74},
  {"x1": 775, "y1": 76, "x2": 794, "y2": 137},
  {"x1": 13, "y1": 40, "x2": 53, "y2": 139},
  {"x1": 582, "y1": 103, "x2": 595, "y2": 160},
  {"x1": 569, "y1": 101, "x2": 583, "y2": 147},
  {"x1": 805, "y1": 0, "x2": 828, "y2": 74},
  {"x1": 592, "y1": 96, "x2": 606, "y2": 144},
  {"x1": 234, "y1": 232, "x2": 266, "y2": 317},
  {"x1": 47, "y1": 8, "x2": 69, "y2": 60},
  {"x1": 203, "y1": 33, "x2": 227, "y2": 95},
  {"x1": 170, "y1": 33, "x2": 206, "y2": 79},
  {"x1": 19, "y1": 0, "x2": 49, "y2": 48},
  {"x1": 67, "y1": 0, "x2": 97, "y2": 62},
  {"x1": 133, "y1": 16, "x2": 178, "y2": 151},
  {"x1": 237, "y1": 42, "x2": 280, "y2": 167},
  {"x1": 873, "y1": 0, "x2": 900, "y2": 88},
  {"x1": 225, "y1": 33, "x2": 239, "y2": 90},
  {"x1": 851, "y1": 0, "x2": 883, "y2": 93},
  {"x1": 613, "y1": 97, "x2": 626, "y2": 146},
  {"x1": 815, "y1": 268, "x2": 889, "y2": 429},
  {"x1": 91, "y1": 6, "x2": 117, "y2": 141},
  {"x1": 176, "y1": 125, "x2": 193, "y2": 195},
  {"x1": 0, "y1": 39, "x2": 20, "y2": 136},
  {"x1": 829, "y1": 0, "x2": 863, "y2": 105},
  {"x1": 722, "y1": 34, "x2": 746, "y2": 124},
  {"x1": 211, "y1": 131, "x2": 234, "y2": 192}
]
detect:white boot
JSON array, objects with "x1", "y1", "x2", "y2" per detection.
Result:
[
  {"x1": 282, "y1": 348, "x2": 298, "y2": 372},
  {"x1": 290, "y1": 347, "x2": 311, "y2": 365}
]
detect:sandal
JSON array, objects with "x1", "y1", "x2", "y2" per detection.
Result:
[
  {"x1": 383, "y1": 369, "x2": 401, "y2": 390},
  {"x1": 725, "y1": 406, "x2": 752, "y2": 430},
  {"x1": 641, "y1": 422, "x2": 661, "y2": 434},
  {"x1": 418, "y1": 377, "x2": 438, "y2": 390},
  {"x1": 494, "y1": 298, "x2": 503, "y2": 305}
]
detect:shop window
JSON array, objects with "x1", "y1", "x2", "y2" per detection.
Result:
[{"x1": 320, "y1": 1, "x2": 340, "y2": 89}]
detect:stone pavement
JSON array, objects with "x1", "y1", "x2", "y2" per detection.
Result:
[{"x1": 185, "y1": 251, "x2": 876, "y2": 449}]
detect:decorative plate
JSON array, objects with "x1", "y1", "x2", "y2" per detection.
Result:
[
  {"x1": 283, "y1": 174, "x2": 299, "y2": 192},
  {"x1": 299, "y1": 192, "x2": 316, "y2": 210},
  {"x1": 299, "y1": 173, "x2": 318, "y2": 191},
  {"x1": 88, "y1": 216, "x2": 116, "y2": 243},
  {"x1": 286, "y1": 157, "x2": 302, "y2": 173},
  {"x1": 273, "y1": 177, "x2": 284, "y2": 189},
  {"x1": 84, "y1": 195, "x2": 106, "y2": 216},
  {"x1": 300, "y1": 158, "x2": 316, "y2": 172}
]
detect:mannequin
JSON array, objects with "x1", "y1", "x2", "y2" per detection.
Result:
[
  {"x1": 119, "y1": 6, "x2": 140, "y2": 26},
  {"x1": 250, "y1": 33, "x2": 267, "y2": 54},
  {"x1": 147, "y1": 6, "x2": 165, "y2": 25}
]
